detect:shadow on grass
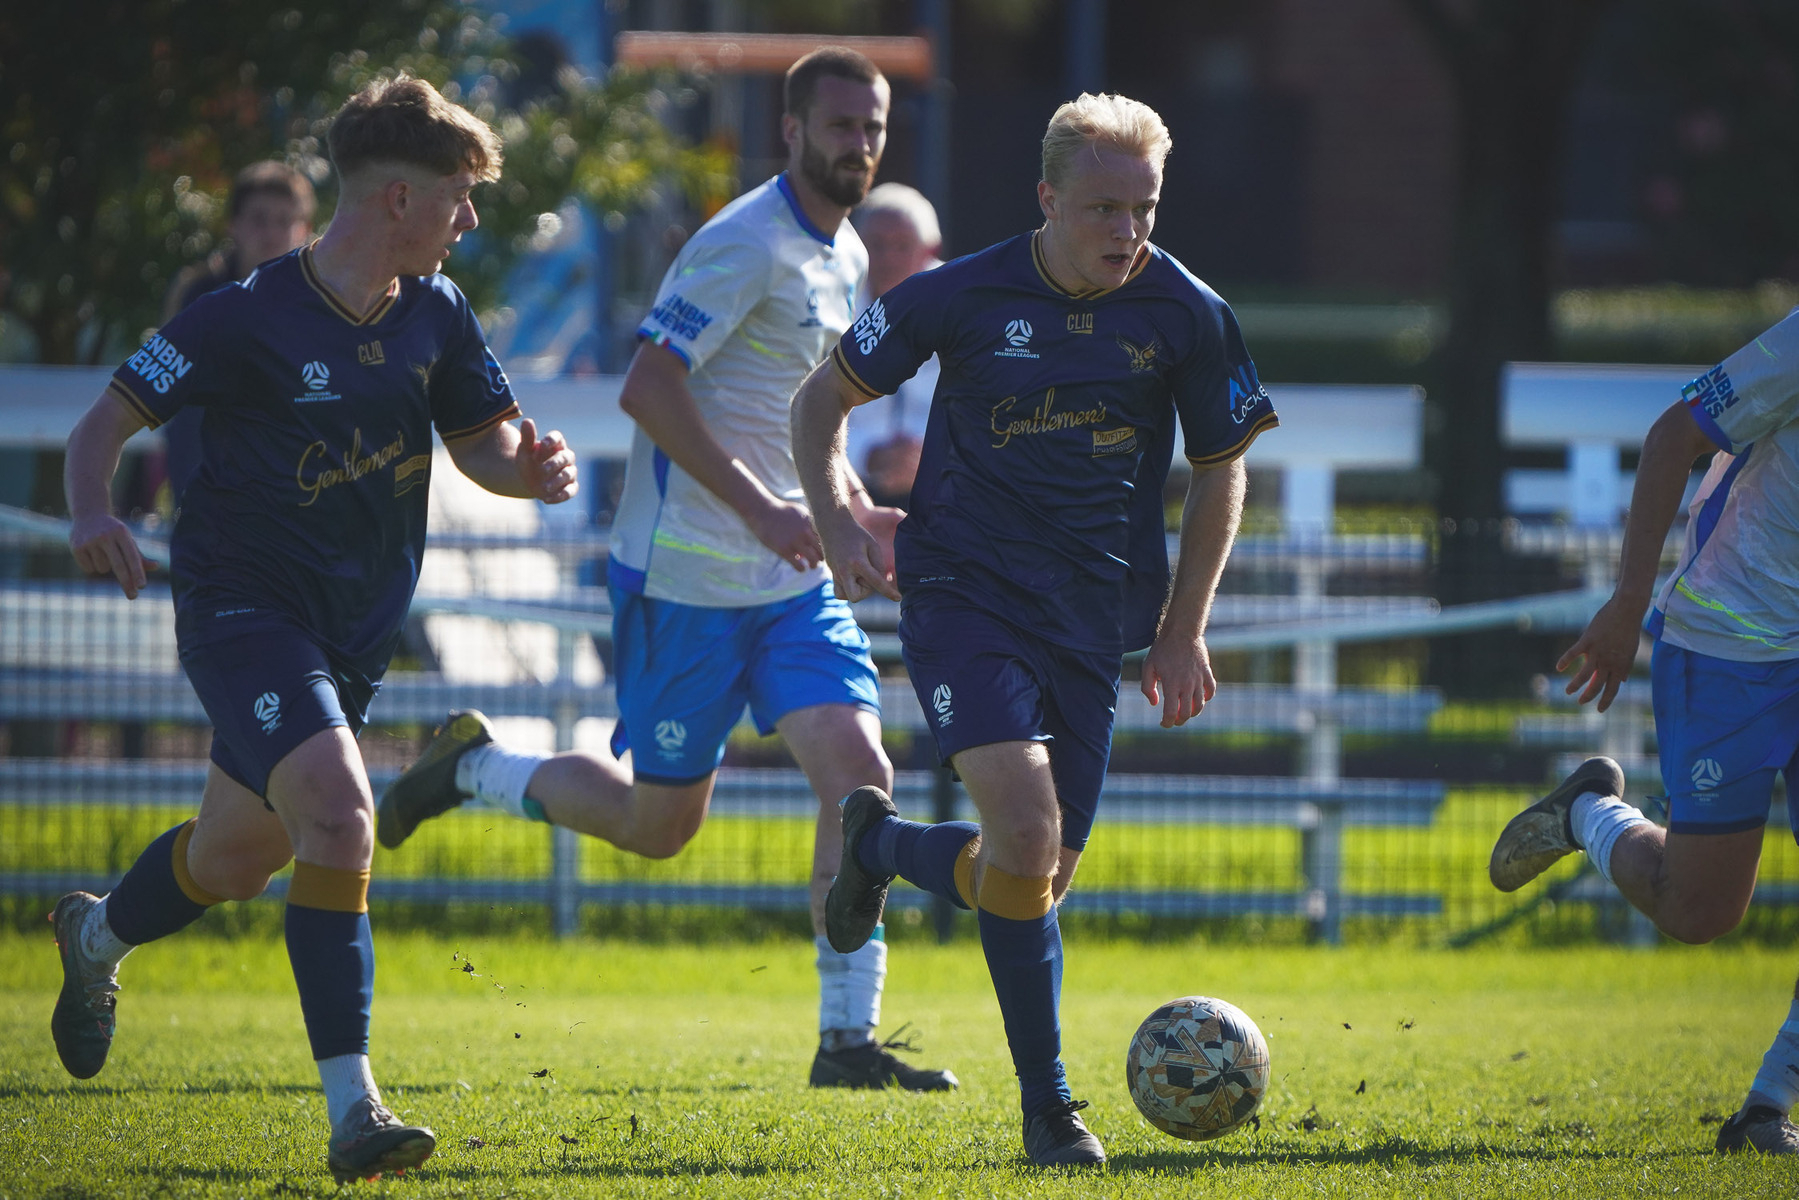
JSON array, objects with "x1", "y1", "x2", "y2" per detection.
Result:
[{"x1": 1106, "y1": 1136, "x2": 1642, "y2": 1173}]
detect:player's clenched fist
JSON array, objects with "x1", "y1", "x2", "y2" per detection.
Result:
[
  {"x1": 69, "y1": 514, "x2": 148, "y2": 600},
  {"x1": 818, "y1": 510, "x2": 899, "y2": 603},
  {"x1": 514, "y1": 418, "x2": 579, "y2": 504}
]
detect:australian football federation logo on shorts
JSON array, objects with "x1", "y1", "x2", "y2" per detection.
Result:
[
  {"x1": 931, "y1": 684, "x2": 954, "y2": 727},
  {"x1": 253, "y1": 691, "x2": 282, "y2": 735},
  {"x1": 1690, "y1": 757, "x2": 1724, "y2": 799},
  {"x1": 653, "y1": 719, "x2": 688, "y2": 758}
]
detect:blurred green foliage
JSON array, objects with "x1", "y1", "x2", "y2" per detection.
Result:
[{"x1": 0, "y1": 1, "x2": 733, "y2": 364}]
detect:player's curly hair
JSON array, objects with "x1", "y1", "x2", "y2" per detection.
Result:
[
  {"x1": 1040, "y1": 93, "x2": 1171, "y2": 187},
  {"x1": 328, "y1": 75, "x2": 503, "y2": 184}
]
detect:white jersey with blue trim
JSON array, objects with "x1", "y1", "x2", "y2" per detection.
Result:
[
  {"x1": 1651, "y1": 308, "x2": 1799, "y2": 661},
  {"x1": 610, "y1": 174, "x2": 866, "y2": 607}
]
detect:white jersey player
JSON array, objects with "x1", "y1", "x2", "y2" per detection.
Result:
[
  {"x1": 378, "y1": 46, "x2": 958, "y2": 1093},
  {"x1": 1491, "y1": 308, "x2": 1799, "y2": 1155}
]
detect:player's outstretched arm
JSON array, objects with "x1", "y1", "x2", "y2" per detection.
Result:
[
  {"x1": 1141, "y1": 457, "x2": 1246, "y2": 728},
  {"x1": 619, "y1": 340, "x2": 822, "y2": 572},
  {"x1": 1559, "y1": 399, "x2": 1721, "y2": 712},
  {"x1": 445, "y1": 416, "x2": 579, "y2": 504},
  {"x1": 791, "y1": 357, "x2": 898, "y2": 603},
  {"x1": 64, "y1": 391, "x2": 152, "y2": 599}
]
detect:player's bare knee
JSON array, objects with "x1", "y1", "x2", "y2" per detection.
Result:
[
  {"x1": 1658, "y1": 900, "x2": 1745, "y2": 945},
  {"x1": 628, "y1": 810, "x2": 703, "y2": 860},
  {"x1": 192, "y1": 860, "x2": 276, "y2": 903}
]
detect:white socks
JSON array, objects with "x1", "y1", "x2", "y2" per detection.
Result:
[
  {"x1": 1748, "y1": 1000, "x2": 1799, "y2": 1116},
  {"x1": 817, "y1": 932, "x2": 886, "y2": 1050},
  {"x1": 455, "y1": 743, "x2": 550, "y2": 822},
  {"x1": 318, "y1": 1053, "x2": 383, "y2": 1130},
  {"x1": 1571, "y1": 791, "x2": 1652, "y2": 886},
  {"x1": 81, "y1": 896, "x2": 134, "y2": 969}
]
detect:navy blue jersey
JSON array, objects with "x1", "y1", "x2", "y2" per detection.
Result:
[
  {"x1": 832, "y1": 232, "x2": 1276, "y2": 654},
  {"x1": 108, "y1": 246, "x2": 520, "y2": 689}
]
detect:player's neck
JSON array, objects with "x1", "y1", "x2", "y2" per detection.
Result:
[
  {"x1": 309, "y1": 228, "x2": 402, "y2": 318},
  {"x1": 1035, "y1": 226, "x2": 1093, "y2": 296},
  {"x1": 782, "y1": 170, "x2": 849, "y2": 240}
]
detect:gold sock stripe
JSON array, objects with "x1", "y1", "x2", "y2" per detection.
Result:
[
  {"x1": 287, "y1": 861, "x2": 371, "y2": 914},
  {"x1": 976, "y1": 863, "x2": 1054, "y2": 920},
  {"x1": 952, "y1": 840, "x2": 980, "y2": 910},
  {"x1": 171, "y1": 819, "x2": 225, "y2": 907}
]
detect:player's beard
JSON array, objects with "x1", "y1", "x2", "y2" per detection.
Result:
[{"x1": 799, "y1": 131, "x2": 874, "y2": 208}]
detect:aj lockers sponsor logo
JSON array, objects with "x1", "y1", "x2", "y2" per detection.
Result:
[{"x1": 124, "y1": 334, "x2": 195, "y2": 394}]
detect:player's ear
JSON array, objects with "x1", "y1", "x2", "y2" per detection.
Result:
[
  {"x1": 382, "y1": 178, "x2": 410, "y2": 221},
  {"x1": 1037, "y1": 180, "x2": 1057, "y2": 222},
  {"x1": 781, "y1": 111, "x2": 802, "y2": 156}
]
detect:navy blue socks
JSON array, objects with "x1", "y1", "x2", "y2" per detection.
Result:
[
  {"x1": 976, "y1": 864, "x2": 1072, "y2": 1118},
  {"x1": 104, "y1": 820, "x2": 221, "y2": 946},
  {"x1": 857, "y1": 817, "x2": 980, "y2": 909},
  {"x1": 285, "y1": 862, "x2": 374, "y2": 1060}
]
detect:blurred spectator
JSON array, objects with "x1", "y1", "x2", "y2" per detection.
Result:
[
  {"x1": 848, "y1": 183, "x2": 942, "y2": 506},
  {"x1": 160, "y1": 161, "x2": 316, "y2": 506}
]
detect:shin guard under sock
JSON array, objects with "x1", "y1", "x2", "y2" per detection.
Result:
[
  {"x1": 975, "y1": 864, "x2": 1071, "y2": 1117},
  {"x1": 285, "y1": 861, "x2": 374, "y2": 1062},
  {"x1": 104, "y1": 819, "x2": 223, "y2": 946},
  {"x1": 858, "y1": 818, "x2": 980, "y2": 909}
]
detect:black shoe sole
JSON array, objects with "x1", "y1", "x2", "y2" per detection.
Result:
[
  {"x1": 824, "y1": 786, "x2": 898, "y2": 954},
  {"x1": 49, "y1": 893, "x2": 112, "y2": 1081}
]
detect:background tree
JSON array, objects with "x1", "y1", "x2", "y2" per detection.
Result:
[{"x1": 0, "y1": 1, "x2": 731, "y2": 365}]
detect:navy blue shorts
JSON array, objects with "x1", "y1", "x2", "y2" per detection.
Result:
[
  {"x1": 899, "y1": 589, "x2": 1121, "y2": 852},
  {"x1": 607, "y1": 582, "x2": 881, "y2": 785},
  {"x1": 179, "y1": 613, "x2": 371, "y2": 799},
  {"x1": 1653, "y1": 640, "x2": 1799, "y2": 840}
]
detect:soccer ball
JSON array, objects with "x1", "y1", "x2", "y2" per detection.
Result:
[{"x1": 1125, "y1": 995, "x2": 1270, "y2": 1140}]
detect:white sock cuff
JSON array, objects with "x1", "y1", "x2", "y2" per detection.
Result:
[
  {"x1": 1749, "y1": 1007, "x2": 1799, "y2": 1116},
  {"x1": 817, "y1": 936, "x2": 887, "y2": 1036},
  {"x1": 317, "y1": 1053, "x2": 382, "y2": 1130},
  {"x1": 457, "y1": 743, "x2": 549, "y2": 821},
  {"x1": 1571, "y1": 792, "x2": 1650, "y2": 885},
  {"x1": 81, "y1": 895, "x2": 134, "y2": 967}
]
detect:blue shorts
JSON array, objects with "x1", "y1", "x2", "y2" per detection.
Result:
[
  {"x1": 1652, "y1": 640, "x2": 1799, "y2": 839},
  {"x1": 899, "y1": 589, "x2": 1121, "y2": 852},
  {"x1": 179, "y1": 614, "x2": 371, "y2": 799},
  {"x1": 607, "y1": 582, "x2": 880, "y2": 784}
]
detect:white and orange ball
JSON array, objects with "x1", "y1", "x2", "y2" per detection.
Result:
[{"x1": 1126, "y1": 995, "x2": 1270, "y2": 1140}]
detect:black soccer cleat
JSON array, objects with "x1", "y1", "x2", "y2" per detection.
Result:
[
  {"x1": 327, "y1": 1097, "x2": 437, "y2": 1183},
  {"x1": 1022, "y1": 1098, "x2": 1106, "y2": 1167},
  {"x1": 377, "y1": 710, "x2": 495, "y2": 849},
  {"x1": 1488, "y1": 756, "x2": 1627, "y2": 893},
  {"x1": 1716, "y1": 1104, "x2": 1799, "y2": 1155},
  {"x1": 49, "y1": 891, "x2": 119, "y2": 1080},
  {"x1": 824, "y1": 786, "x2": 898, "y2": 954},
  {"x1": 809, "y1": 1026, "x2": 959, "y2": 1092}
]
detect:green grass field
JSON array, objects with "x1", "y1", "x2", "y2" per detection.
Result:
[{"x1": 3, "y1": 931, "x2": 1798, "y2": 1197}]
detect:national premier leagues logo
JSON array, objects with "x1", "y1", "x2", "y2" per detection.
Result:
[
  {"x1": 295, "y1": 359, "x2": 342, "y2": 404},
  {"x1": 654, "y1": 719, "x2": 688, "y2": 758},
  {"x1": 931, "y1": 684, "x2": 954, "y2": 727},
  {"x1": 1690, "y1": 757, "x2": 1724, "y2": 797},
  {"x1": 994, "y1": 318, "x2": 1039, "y2": 359}
]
